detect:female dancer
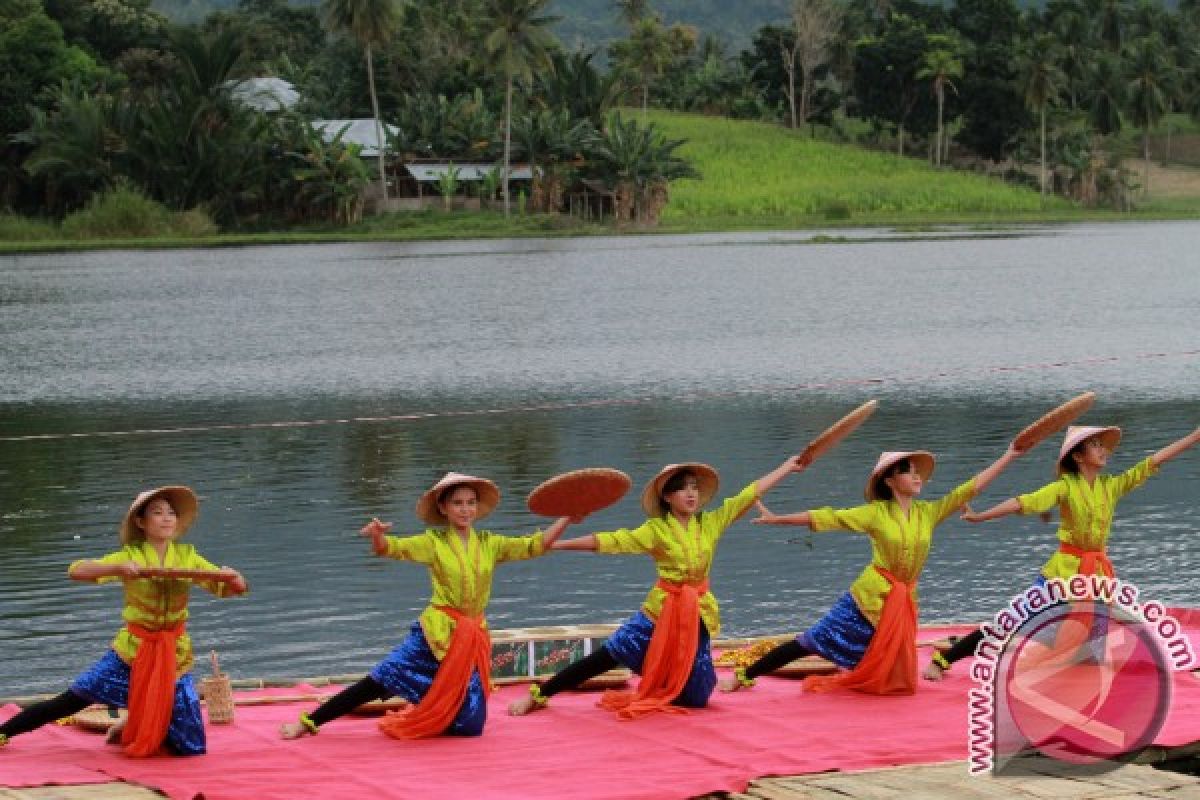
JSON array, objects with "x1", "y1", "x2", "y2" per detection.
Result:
[
  {"x1": 722, "y1": 441, "x2": 1023, "y2": 696},
  {"x1": 508, "y1": 454, "x2": 805, "y2": 718},
  {"x1": 923, "y1": 423, "x2": 1200, "y2": 680},
  {"x1": 0, "y1": 486, "x2": 247, "y2": 756},
  {"x1": 280, "y1": 472, "x2": 576, "y2": 739}
]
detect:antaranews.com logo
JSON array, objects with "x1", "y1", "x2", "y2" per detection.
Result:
[{"x1": 966, "y1": 575, "x2": 1195, "y2": 775}]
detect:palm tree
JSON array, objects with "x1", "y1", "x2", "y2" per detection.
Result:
[
  {"x1": 1086, "y1": 53, "x2": 1126, "y2": 136},
  {"x1": 615, "y1": 0, "x2": 650, "y2": 29},
  {"x1": 538, "y1": 50, "x2": 624, "y2": 127},
  {"x1": 322, "y1": 0, "x2": 400, "y2": 203},
  {"x1": 1125, "y1": 34, "x2": 1174, "y2": 195},
  {"x1": 482, "y1": 0, "x2": 560, "y2": 217},
  {"x1": 620, "y1": 16, "x2": 673, "y2": 116},
  {"x1": 19, "y1": 82, "x2": 120, "y2": 214},
  {"x1": 1015, "y1": 34, "x2": 1067, "y2": 200},
  {"x1": 916, "y1": 35, "x2": 963, "y2": 167},
  {"x1": 593, "y1": 112, "x2": 697, "y2": 225}
]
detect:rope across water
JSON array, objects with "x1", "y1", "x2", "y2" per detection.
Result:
[{"x1": 2, "y1": 349, "x2": 1195, "y2": 443}]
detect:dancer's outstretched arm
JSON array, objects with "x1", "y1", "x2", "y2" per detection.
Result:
[
  {"x1": 1151, "y1": 427, "x2": 1200, "y2": 468},
  {"x1": 750, "y1": 500, "x2": 811, "y2": 527},
  {"x1": 552, "y1": 534, "x2": 598, "y2": 551},
  {"x1": 971, "y1": 442, "x2": 1026, "y2": 494},
  {"x1": 754, "y1": 454, "x2": 808, "y2": 498}
]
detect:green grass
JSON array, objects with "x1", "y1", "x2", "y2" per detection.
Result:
[{"x1": 645, "y1": 111, "x2": 1070, "y2": 221}]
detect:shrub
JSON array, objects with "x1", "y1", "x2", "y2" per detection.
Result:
[
  {"x1": 0, "y1": 214, "x2": 58, "y2": 241},
  {"x1": 60, "y1": 185, "x2": 175, "y2": 238}
]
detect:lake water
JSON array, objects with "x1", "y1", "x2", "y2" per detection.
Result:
[{"x1": 1, "y1": 223, "x2": 1198, "y2": 694}]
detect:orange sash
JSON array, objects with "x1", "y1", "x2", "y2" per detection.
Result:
[
  {"x1": 598, "y1": 578, "x2": 709, "y2": 719},
  {"x1": 1058, "y1": 542, "x2": 1115, "y2": 577},
  {"x1": 1052, "y1": 542, "x2": 1115, "y2": 653},
  {"x1": 121, "y1": 622, "x2": 184, "y2": 757},
  {"x1": 378, "y1": 606, "x2": 491, "y2": 740},
  {"x1": 805, "y1": 567, "x2": 916, "y2": 696}
]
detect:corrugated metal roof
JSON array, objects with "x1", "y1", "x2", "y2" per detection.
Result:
[
  {"x1": 311, "y1": 119, "x2": 400, "y2": 157},
  {"x1": 230, "y1": 77, "x2": 299, "y2": 112},
  {"x1": 405, "y1": 164, "x2": 535, "y2": 182}
]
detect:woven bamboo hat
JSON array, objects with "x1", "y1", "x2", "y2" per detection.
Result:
[
  {"x1": 1057, "y1": 425, "x2": 1121, "y2": 474},
  {"x1": 416, "y1": 472, "x2": 500, "y2": 526},
  {"x1": 865, "y1": 451, "x2": 935, "y2": 501},
  {"x1": 640, "y1": 463, "x2": 719, "y2": 516},
  {"x1": 120, "y1": 486, "x2": 199, "y2": 544}
]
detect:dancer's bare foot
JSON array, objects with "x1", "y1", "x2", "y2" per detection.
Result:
[
  {"x1": 507, "y1": 694, "x2": 542, "y2": 716},
  {"x1": 921, "y1": 661, "x2": 947, "y2": 682},
  {"x1": 718, "y1": 676, "x2": 744, "y2": 693},
  {"x1": 279, "y1": 721, "x2": 314, "y2": 740},
  {"x1": 105, "y1": 719, "x2": 126, "y2": 745}
]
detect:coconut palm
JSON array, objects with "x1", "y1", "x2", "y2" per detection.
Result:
[
  {"x1": 916, "y1": 35, "x2": 963, "y2": 167},
  {"x1": 1125, "y1": 34, "x2": 1174, "y2": 195},
  {"x1": 615, "y1": 0, "x2": 651, "y2": 29},
  {"x1": 321, "y1": 0, "x2": 400, "y2": 202},
  {"x1": 617, "y1": 16, "x2": 673, "y2": 116},
  {"x1": 1086, "y1": 52, "x2": 1126, "y2": 136},
  {"x1": 1015, "y1": 34, "x2": 1067, "y2": 200},
  {"x1": 482, "y1": 0, "x2": 560, "y2": 216}
]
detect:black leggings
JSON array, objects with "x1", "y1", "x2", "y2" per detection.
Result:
[
  {"x1": 308, "y1": 676, "x2": 391, "y2": 728},
  {"x1": 0, "y1": 690, "x2": 92, "y2": 739},
  {"x1": 940, "y1": 628, "x2": 984, "y2": 666},
  {"x1": 537, "y1": 648, "x2": 620, "y2": 698},
  {"x1": 745, "y1": 640, "x2": 812, "y2": 680}
]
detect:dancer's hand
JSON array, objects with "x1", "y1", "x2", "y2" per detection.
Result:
[
  {"x1": 361, "y1": 518, "x2": 392, "y2": 538},
  {"x1": 218, "y1": 567, "x2": 248, "y2": 593},
  {"x1": 361, "y1": 518, "x2": 391, "y2": 553},
  {"x1": 750, "y1": 500, "x2": 782, "y2": 525},
  {"x1": 959, "y1": 504, "x2": 982, "y2": 523}
]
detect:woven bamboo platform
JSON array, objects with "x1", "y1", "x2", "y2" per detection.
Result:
[
  {"x1": 6, "y1": 757, "x2": 1200, "y2": 800},
  {"x1": 711, "y1": 759, "x2": 1200, "y2": 800}
]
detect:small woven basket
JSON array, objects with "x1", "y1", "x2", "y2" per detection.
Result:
[{"x1": 200, "y1": 650, "x2": 235, "y2": 725}]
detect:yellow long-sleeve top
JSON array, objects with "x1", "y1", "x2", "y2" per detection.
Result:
[
  {"x1": 807, "y1": 479, "x2": 978, "y2": 627},
  {"x1": 1016, "y1": 457, "x2": 1158, "y2": 579},
  {"x1": 69, "y1": 541, "x2": 237, "y2": 676},
  {"x1": 380, "y1": 527, "x2": 545, "y2": 659},
  {"x1": 592, "y1": 482, "x2": 759, "y2": 639}
]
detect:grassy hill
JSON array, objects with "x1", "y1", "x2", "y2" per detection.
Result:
[{"x1": 644, "y1": 111, "x2": 1066, "y2": 226}]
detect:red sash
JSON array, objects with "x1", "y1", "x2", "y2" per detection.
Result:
[
  {"x1": 378, "y1": 606, "x2": 491, "y2": 740},
  {"x1": 805, "y1": 566, "x2": 917, "y2": 696},
  {"x1": 1059, "y1": 542, "x2": 1115, "y2": 577},
  {"x1": 121, "y1": 622, "x2": 184, "y2": 757},
  {"x1": 599, "y1": 578, "x2": 709, "y2": 719}
]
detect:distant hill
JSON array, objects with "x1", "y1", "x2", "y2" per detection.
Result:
[
  {"x1": 149, "y1": 0, "x2": 1178, "y2": 51},
  {"x1": 150, "y1": 0, "x2": 794, "y2": 51},
  {"x1": 550, "y1": 0, "x2": 792, "y2": 53}
]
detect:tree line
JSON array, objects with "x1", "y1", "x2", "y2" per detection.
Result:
[{"x1": 2, "y1": 0, "x2": 1197, "y2": 230}]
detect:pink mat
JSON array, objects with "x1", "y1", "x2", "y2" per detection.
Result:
[{"x1": 3, "y1": 626, "x2": 1198, "y2": 800}]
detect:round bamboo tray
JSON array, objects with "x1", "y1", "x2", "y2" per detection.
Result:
[
  {"x1": 773, "y1": 657, "x2": 838, "y2": 677},
  {"x1": 350, "y1": 698, "x2": 411, "y2": 716},
  {"x1": 527, "y1": 468, "x2": 631, "y2": 517},
  {"x1": 798, "y1": 400, "x2": 879, "y2": 465},
  {"x1": 579, "y1": 668, "x2": 631, "y2": 689},
  {"x1": 72, "y1": 707, "x2": 126, "y2": 733},
  {"x1": 1013, "y1": 392, "x2": 1096, "y2": 451}
]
